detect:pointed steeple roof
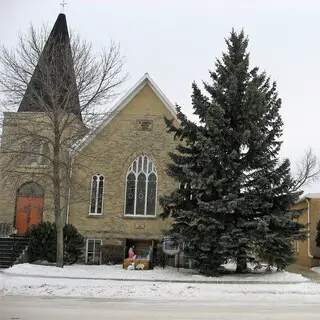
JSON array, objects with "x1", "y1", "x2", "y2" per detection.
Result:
[{"x1": 18, "y1": 13, "x2": 82, "y2": 121}]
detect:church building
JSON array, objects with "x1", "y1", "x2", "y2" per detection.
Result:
[
  {"x1": 0, "y1": 13, "x2": 179, "y2": 265},
  {"x1": 1, "y1": 12, "x2": 320, "y2": 270}
]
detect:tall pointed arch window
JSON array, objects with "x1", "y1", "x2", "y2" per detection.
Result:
[
  {"x1": 89, "y1": 174, "x2": 104, "y2": 215},
  {"x1": 125, "y1": 155, "x2": 157, "y2": 216}
]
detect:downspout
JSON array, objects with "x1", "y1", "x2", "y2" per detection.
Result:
[
  {"x1": 306, "y1": 198, "x2": 320, "y2": 260},
  {"x1": 306, "y1": 198, "x2": 313, "y2": 258}
]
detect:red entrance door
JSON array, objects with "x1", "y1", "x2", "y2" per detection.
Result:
[{"x1": 15, "y1": 182, "x2": 44, "y2": 234}]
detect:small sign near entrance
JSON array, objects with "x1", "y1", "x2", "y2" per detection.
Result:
[
  {"x1": 135, "y1": 222, "x2": 145, "y2": 229},
  {"x1": 162, "y1": 237, "x2": 180, "y2": 256}
]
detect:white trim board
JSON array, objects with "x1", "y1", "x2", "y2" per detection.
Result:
[{"x1": 75, "y1": 73, "x2": 177, "y2": 153}]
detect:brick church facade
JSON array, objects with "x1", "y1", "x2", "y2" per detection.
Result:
[{"x1": 0, "y1": 13, "x2": 179, "y2": 264}]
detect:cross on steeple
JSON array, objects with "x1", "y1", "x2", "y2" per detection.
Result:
[{"x1": 60, "y1": 0, "x2": 67, "y2": 12}]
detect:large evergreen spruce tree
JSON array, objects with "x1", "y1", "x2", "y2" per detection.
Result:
[{"x1": 161, "y1": 30, "x2": 305, "y2": 274}]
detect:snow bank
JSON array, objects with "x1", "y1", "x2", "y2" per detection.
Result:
[
  {"x1": 2, "y1": 262, "x2": 309, "y2": 283},
  {"x1": 0, "y1": 273, "x2": 319, "y2": 301},
  {"x1": 1, "y1": 263, "x2": 318, "y2": 300}
]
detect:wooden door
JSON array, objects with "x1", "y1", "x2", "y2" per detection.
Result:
[{"x1": 15, "y1": 182, "x2": 44, "y2": 234}]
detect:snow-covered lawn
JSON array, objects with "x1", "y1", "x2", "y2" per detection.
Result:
[
  {"x1": 1, "y1": 262, "x2": 309, "y2": 283},
  {"x1": 1, "y1": 272, "x2": 319, "y2": 301},
  {"x1": 1, "y1": 263, "x2": 319, "y2": 301}
]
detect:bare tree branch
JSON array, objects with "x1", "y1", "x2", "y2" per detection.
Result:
[
  {"x1": 292, "y1": 147, "x2": 320, "y2": 192},
  {"x1": 0, "y1": 21, "x2": 127, "y2": 267},
  {"x1": 0, "y1": 24, "x2": 128, "y2": 115}
]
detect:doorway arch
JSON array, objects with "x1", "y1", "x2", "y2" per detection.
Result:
[{"x1": 15, "y1": 182, "x2": 44, "y2": 234}]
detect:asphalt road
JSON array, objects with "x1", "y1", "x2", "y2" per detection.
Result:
[{"x1": 1, "y1": 295, "x2": 320, "y2": 320}]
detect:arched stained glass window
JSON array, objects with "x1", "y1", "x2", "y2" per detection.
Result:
[
  {"x1": 90, "y1": 174, "x2": 104, "y2": 215},
  {"x1": 136, "y1": 173, "x2": 146, "y2": 215},
  {"x1": 124, "y1": 156, "x2": 157, "y2": 216},
  {"x1": 125, "y1": 173, "x2": 136, "y2": 215},
  {"x1": 146, "y1": 173, "x2": 157, "y2": 216}
]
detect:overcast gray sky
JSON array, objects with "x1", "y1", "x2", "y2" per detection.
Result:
[{"x1": 1, "y1": 0, "x2": 320, "y2": 192}]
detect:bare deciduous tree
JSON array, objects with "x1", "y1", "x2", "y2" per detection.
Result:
[
  {"x1": 0, "y1": 19, "x2": 127, "y2": 267},
  {"x1": 0, "y1": 24, "x2": 126, "y2": 124},
  {"x1": 292, "y1": 148, "x2": 320, "y2": 192}
]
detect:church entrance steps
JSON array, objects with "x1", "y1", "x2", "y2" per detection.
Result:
[{"x1": 0, "y1": 237, "x2": 30, "y2": 269}]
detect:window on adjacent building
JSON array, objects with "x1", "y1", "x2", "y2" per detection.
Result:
[
  {"x1": 85, "y1": 239, "x2": 102, "y2": 264},
  {"x1": 124, "y1": 155, "x2": 157, "y2": 216},
  {"x1": 89, "y1": 174, "x2": 104, "y2": 215},
  {"x1": 179, "y1": 182, "x2": 193, "y2": 200}
]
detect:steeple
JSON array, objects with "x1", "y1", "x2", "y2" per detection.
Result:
[{"x1": 18, "y1": 13, "x2": 82, "y2": 121}]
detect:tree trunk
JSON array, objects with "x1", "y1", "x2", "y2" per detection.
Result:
[
  {"x1": 55, "y1": 204, "x2": 64, "y2": 268},
  {"x1": 236, "y1": 255, "x2": 247, "y2": 273},
  {"x1": 53, "y1": 123, "x2": 63, "y2": 268}
]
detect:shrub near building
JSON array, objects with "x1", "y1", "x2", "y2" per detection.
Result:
[{"x1": 28, "y1": 222, "x2": 84, "y2": 264}]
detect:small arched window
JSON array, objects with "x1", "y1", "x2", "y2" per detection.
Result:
[
  {"x1": 125, "y1": 155, "x2": 157, "y2": 216},
  {"x1": 89, "y1": 174, "x2": 104, "y2": 215}
]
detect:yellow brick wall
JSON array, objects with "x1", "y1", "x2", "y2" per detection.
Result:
[
  {"x1": 0, "y1": 113, "x2": 53, "y2": 225},
  {"x1": 291, "y1": 199, "x2": 320, "y2": 267},
  {"x1": 0, "y1": 112, "x2": 87, "y2": 227},
  {"x1": 309, "y1": 199, "x2": 320, "y2": 266},
  {"x1": 68, "y1": 84, "x2": 179, "y2": 246}
]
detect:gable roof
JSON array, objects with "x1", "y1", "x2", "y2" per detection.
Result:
[
  {"x1": 75, "y1": 73, "x2": 177, "y2": 152},
  {"x1": 305, "y1": 193, "x2": 320, "y2": 198},
  {"x1": 18, "y1": 13, "x2": 82, "y2": 121},
  {"x1": 297, "y1": 193, "x2": 320, "y2": 203}
]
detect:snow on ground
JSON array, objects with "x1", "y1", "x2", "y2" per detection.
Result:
[
  {"x1": 1, "y1": 263, "x2": 319, "y2": 300},
  {"x1": 2, "y1": 262, "x2": 309, "y2": 283},
  {"x1": 312, "y1": 266, "x2": 320, "y2": 275},
  {"x1": 0, "y1": 272, "x2": 319, "y2": 301}
]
